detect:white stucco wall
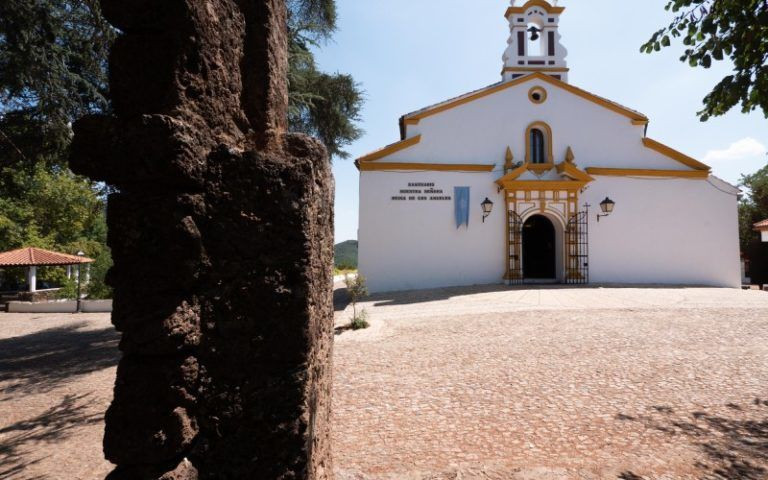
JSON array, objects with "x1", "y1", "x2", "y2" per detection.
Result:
[
  {"x1": 583, "y1": 176, "x2": 741, "y2": 288},
  {"x1": 762, "y1": 230, "x2": 768, "y2": 243},
  {"x1": 399, "y1": 77, "x2": 686, "y2": 171},
  {"x1": 358, "y1": 76, "x2": 741, "y2": 292},
  {"x1": 6, "y1": 299, "x2": 113, "y2": 313},
  {"x1": 358, "y1": 171, "x2": 506, "y2": 293}
]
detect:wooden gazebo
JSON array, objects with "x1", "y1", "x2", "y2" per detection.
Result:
[{"x1": 0, "y1": 247, "x2": 94, "y2": 292}]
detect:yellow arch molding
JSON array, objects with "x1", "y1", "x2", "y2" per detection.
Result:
[
  {"x1": 585, "y1": 168, "x2": 710, "y2": 179},
  {"x1": 356, "y1": 135, "x2": 421, "y2": 163},
  {"x1": 358, "y1": 162, "x2": 495, "y2": 172},
  {"x1": 525, "y1": 121, "x2": 555, "y2": 167},
  {"x1": 642, "y1": 138, "x2": 711, "y2": 171}
]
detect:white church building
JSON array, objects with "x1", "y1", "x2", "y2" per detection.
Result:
[{"x1": 356, "y1": 0, "x2": 741, "y2": 293}]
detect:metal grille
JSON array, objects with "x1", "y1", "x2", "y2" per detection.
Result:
[
  {"x1": 507, "y1": 211, "x2": 524, "y2": 284},
  {"x1": 565, "y1": 208, "x2": 589, "y2": 284}
]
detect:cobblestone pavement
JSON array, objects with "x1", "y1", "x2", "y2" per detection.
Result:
[
  {"x1": 2, "y1": 287, "x2": 768, "y2": 479},
  {"x1": 333, "y1": 287, "x2": 768, "y2": 479},
  {"x1": 0, "y1": 313, "x2": 116, "y2": 479}
]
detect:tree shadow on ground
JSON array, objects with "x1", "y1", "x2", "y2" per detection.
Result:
[
  {"x1": 334, "y1": 286, "x2": 350, "y2": 312},
  {"x1": 618, "y1": 399, "x2": 768, "y2": 479},
  {"x1": 0, "y1": 323, "x2": 119, "y2": 398},
  {"x1": 0, "y1": 393, "x2": 102, "y2": 480}
]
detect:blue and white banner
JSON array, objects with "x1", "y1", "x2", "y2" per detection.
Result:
[{"x1": 454, "y1": 187, "x2": 470, "y2": 229}]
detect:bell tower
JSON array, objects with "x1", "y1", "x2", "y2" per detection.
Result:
[{"x1": 502, "y1": 0, "x2": 569, "y2": 83}]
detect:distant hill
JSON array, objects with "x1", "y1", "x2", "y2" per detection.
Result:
[{"x1": 334, "y1": 240, "x2": 358, "y2": 269}]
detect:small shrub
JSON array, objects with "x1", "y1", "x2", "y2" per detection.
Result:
[
  {"x1": 345, "y1": 273, "x2": 369, "y2": 330},
  {"x1": 56, "y1": 277, "x2": 78, "y2": 299},
  {"x1": 350, "y1": 309, "x2": 369, "y2": 330}
]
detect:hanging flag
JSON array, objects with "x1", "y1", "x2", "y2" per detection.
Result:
[{"x1": 454, "y1": 187, "x2": 470, "y2": 229}]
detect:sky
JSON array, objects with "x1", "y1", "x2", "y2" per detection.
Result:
[{"x1": 313, "y1": 0, "x2": 768, "y2": 242}]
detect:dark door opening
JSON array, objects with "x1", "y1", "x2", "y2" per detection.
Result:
[{"x1": 523, "y1": 215, "x2": 556, "y2": 279}]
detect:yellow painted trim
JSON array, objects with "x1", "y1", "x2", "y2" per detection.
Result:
[
  {"x1": 557, "y1": 161, "x2": 594, "y2": 182},
  {"x1": 564, "y1": 146, "x2": 575, "y2": 163},
  {"x1": 506, "y1": 0, "x2": 565, "y2": 17},
  {"x1": 585, "y1": 168, "x2": 710, "y2": 179},
  {"x1": 525, "y1": 121, "x2": 554, "y2": 165},
  {"x1": 528, "y1": 163, "x2": 555, "y2": 174},
  {"x1": 401, "y1": 72, "x2": 648, "y2": 126},
  {"x1": 505, "y1": 67, "x2": 570, "y2": 73},
  {"x1": 632, "y1": 119, "x2": 649, "y2": 126},
  {"x1": 498, "y1": 162, "x2": 530, "y2": 181},
  {"x1": 497, "y1": 180, "x2": 589, "y2": 191},
  {"x1": 359, "y1": 162, "x2": 495, "y2": 172},
  {"x1": 504, "y1": 147, "x2": 515, "y2": 173},
  {"x1": 356, "y1": 135, "x2": 421, "y2": 162},
  {"x1": 642, "y1": 138, "x2": 711, "y2": 171},
  {"x1": 528, "y1": 86, "x2": 548, "y2": 104}
]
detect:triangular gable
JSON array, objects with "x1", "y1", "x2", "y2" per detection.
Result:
[
  {"x1": 496, "y1": 159, "x2": 593, "y2": 191},
  {"x1": 356, "y1": 135, "x2": 422, "y2": 163},
  {"x1": 400, "y1": 72, "x2": 648, "y2": 129}
]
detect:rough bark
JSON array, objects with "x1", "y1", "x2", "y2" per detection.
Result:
[{"x1": 70, "y1": 1, "x2": 334, "y2": 478}]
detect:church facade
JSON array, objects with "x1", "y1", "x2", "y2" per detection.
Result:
[{"x1": 356, "y1": 0, "x2": 741, "y2": 293}]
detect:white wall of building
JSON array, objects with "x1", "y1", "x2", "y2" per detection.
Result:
[
  {"x1": 762, "y1": 230, "x2": 768, "y2": 243},
  {"x1": 358, "y1": 171, "x2": 506, "y2": 293},
  {"x1": 399, "y1": 77, "x2": 686, "y2": 171},
  {"x1": 358, "y1": 77, "x2": 741, "y2": 292},
  {"x1": 583, "y1": 176, "x2": 741, "y2": 288}
]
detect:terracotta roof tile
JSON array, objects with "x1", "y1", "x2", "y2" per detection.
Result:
[
  {"x1": 0, "y1": 247, "x2": 94, "y2": 267},
  {"x1": 754, "y1": 219, "x2": 768, "y2": 230}
]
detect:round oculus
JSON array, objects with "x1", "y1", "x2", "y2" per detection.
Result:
[{"x1": 528, "y1": 87, "x2": 547, "y2": 104}]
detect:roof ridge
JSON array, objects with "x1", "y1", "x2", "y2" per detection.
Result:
[{"x1": 400, "y1": 73, "x2": 648, "y2": 127}]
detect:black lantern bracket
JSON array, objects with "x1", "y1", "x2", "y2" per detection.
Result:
[
  {"x1": 481, "y1": 197, "x2": 494, "y2": 223},
  {"x1": 597, "y1": 197, "x2": 616, "y2": 222}
]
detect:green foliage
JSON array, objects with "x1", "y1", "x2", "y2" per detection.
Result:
[
  {"x1": 642, "y1": 0, "x2": 768, "y2": 120},
  {"x1": 288, "y1": 1, "x2": 364, "y2": 159},
  {"x1": 56, "y1": 276, "x2": 78, "y2": 300},
  {"x1": 287, "y1": 0, "x2": 338, "y2": 40},
  {"x1": 0, "y1": 0, "x2": 114, "y2": 296},
  {"x1": 350, "y1": 309, "x2": 369, "y2": 330},
  {"x1": 86, "y1": 247, "x2": 113, "y2": 299},
  {"x1": 0, "y1": 166, "x2": 105, "y2": 251},
  {"x1": 739, "y1": 162, "x2": 768, "y2": 250},
  {"x1": 334, "y1": 240, "x2": 358, "y2": 268},
  {"x1": 0, "y1": 1, "x2": 355, "y2": 299},
  {"x1": 345, "y1": 273, "x2": 369, "y2": 329},
  {"x1": 0, "y1": 0, "x2": 115, "y2": 152}
]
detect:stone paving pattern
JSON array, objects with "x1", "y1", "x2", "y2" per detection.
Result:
[
  {"x1": 332, "y1": 286, "x2": 768, "y2": 479},
  {"x1": 2, "y1": 287, "x2": 768, "y2": 479}
]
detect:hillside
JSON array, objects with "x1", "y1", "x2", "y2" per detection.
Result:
[{"x1": 334, "y1": 240, "x2": 358, "y2": 269}]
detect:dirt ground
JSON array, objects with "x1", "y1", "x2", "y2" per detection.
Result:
[{"x1": 2, "y1": 286, "x2": 768, "y2": 479}]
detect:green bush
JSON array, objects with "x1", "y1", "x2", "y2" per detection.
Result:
[
  {"x1": 345, "y1": 273, "x2": 369, "y2": 330},
  {"x1": 350, "y1": 309, "x2": 369, "y2": 330}
]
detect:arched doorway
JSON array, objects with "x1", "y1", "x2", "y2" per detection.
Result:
[{"x1": 523, "y1": 215, "x2": 556, "y2": 279}]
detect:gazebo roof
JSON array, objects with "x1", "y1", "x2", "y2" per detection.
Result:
[
  {"x1": 755, "y1": 219, "x2": 768, "y2": 231},
  {"x1": 0, "y1": 247, "x2": 94, "y2": 267}
]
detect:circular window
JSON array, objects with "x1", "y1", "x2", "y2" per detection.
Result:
[{"x1": 528, "y1": 86, "x2": 547, "y2": 104}]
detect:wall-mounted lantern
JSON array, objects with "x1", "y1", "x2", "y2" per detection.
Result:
[
  {"x1": 481, "y1": 198, "x2": 494, "y2": 223},
  {"x1": 597, "y1": 197, "x2": 615, "y2": 222}
]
